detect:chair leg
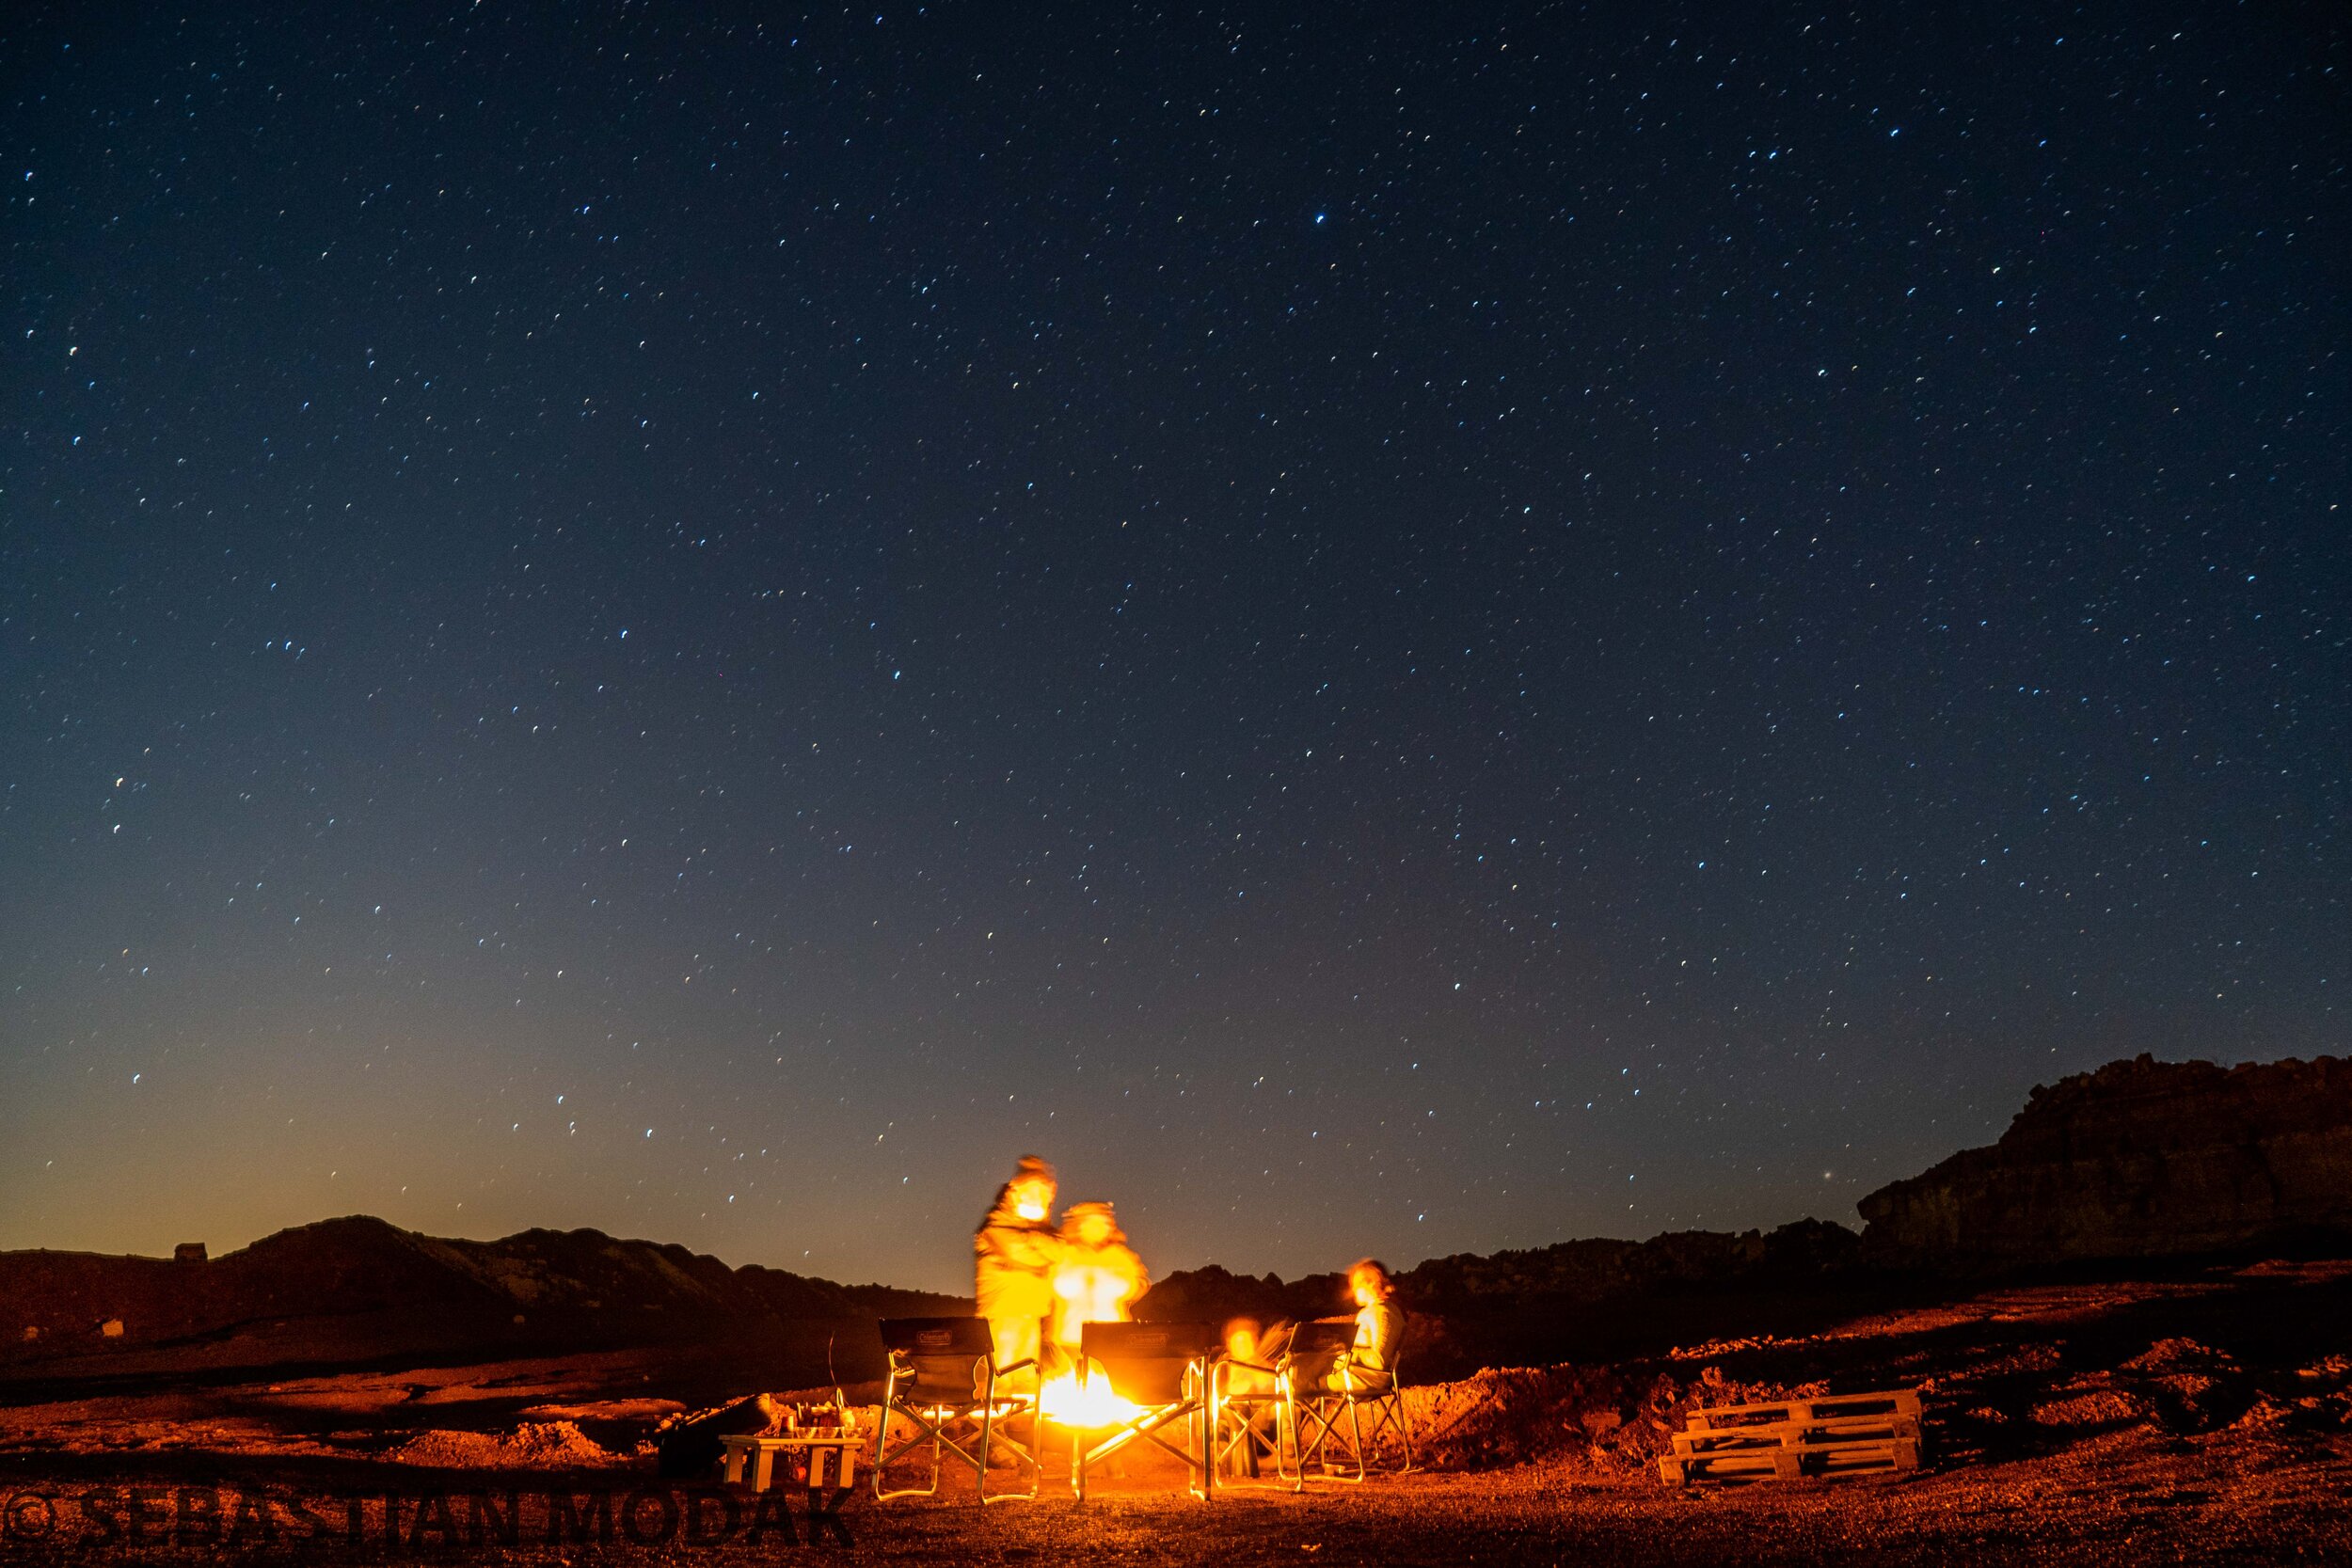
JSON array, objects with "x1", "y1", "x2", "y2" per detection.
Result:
[
  {"x1": 1290, "y1": 1397, "x2": 1331, "y2": 1491},
  {"x1": 1374, "y1": 1391, "x2": 1411, "y2": 1476},
  {"x1": 874, "y1": 1370, "x2": 952, "y2": 1502},
  {"x1": 977, "y1": 1406, "x2": 1041, "y2": 1505},
  {"x1": 1195, "y1": 1398, "x2": 1215, "y2": 1500},
  {"x1": 1287, "y1": 1392, "x2": 1408, "y2": 1486},
  {"x1": 1186, "y1": 1404, "x2": 1200, "y2": 1499},
  {"x1": 977, "y1": 1402, "x2": 995, "y2": 1506},
  {"x1": 874, "y1": 1415, "x2": 948, "y2": 1500},
  {"x1": 1216, "y1": 1402, "x2": 1280, "y2": 1481}
]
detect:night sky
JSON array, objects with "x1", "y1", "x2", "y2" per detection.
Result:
[{"x1": 3, "y1": 4, "x2": 2345, "y2": 1293}]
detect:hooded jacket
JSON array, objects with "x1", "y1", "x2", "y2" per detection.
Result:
[
  {"x1": 1047, "y1": 1204, "x2": 1150, "y2": 1350},
  {"x1": 973, "y1": 1182, "x2": 1063, "y2": 1336}
]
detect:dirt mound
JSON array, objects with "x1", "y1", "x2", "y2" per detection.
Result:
[
  {"x1": 2028, "y1": 1386, "x2": 2147, "y2": 1427},
  {"x1": 1404, "y1": 1363, "x2": 1821, "y2": 1471},
  {"x1": 1395, "y1": 1266, "x2": 2352, "y2": 1474},
  {"x1": 387, "y1": 1420, "x2": 624, "y2": 1469}
]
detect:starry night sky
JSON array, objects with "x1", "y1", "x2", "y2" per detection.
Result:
[{"x1": 3, "y1": 3, "x2": 2345, "y2": 1292}]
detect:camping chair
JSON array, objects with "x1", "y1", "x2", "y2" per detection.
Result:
[
  {"x1": 872, "y1": 1317, "x2": 1041, "y2": 1504},
  {"x1": 1072, "y1": 1321, "x2": 1219, "y2": 1502},
  {"x1": 1209, "y1": 1338, "x2": 1291, "y2": 1482},
  {"x1": 1281, "y1": 1315, "x2": 1415, "y2": 1487}
]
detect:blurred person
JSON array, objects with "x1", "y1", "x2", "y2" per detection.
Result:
[
  {"x1": 1047, "y1": 1201, "x2": 1150, "y2": 1360},
  {"x1": 1326, "y1": 1258, "x2": 1404, "y2": 1392},
  {"x1": 973, "y1": 1155, "x2": 1062, "y2": 1390},
  {"x1": 1218, "y1": 1316, "x2": 1289, "y2": 1477}
]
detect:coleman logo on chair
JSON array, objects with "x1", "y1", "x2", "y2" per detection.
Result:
[{"x1": 917, "y1": 1329, "x2": 955, "y2": 1351}]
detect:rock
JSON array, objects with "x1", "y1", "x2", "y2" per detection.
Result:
[
  {"x1": 2029, "y1": 1386, "x2": 2145, "y2": 1427},
  {"x1": 653, "y1": 1395, "x2": 774, "y2": 1479},
  {"x1": 2121, "y1": 1338, "x2": 2234, "y2": 1375},
  {"x1": 1857, "y1": 1054, "x2": 2352, "y2": 1273},
  {"x1": 389, "y1": 1420, "x2": 623, "y2": 1469},
  {"x1": 2230, "y1": 1395, "x2": 2293, "y2": 1432}
]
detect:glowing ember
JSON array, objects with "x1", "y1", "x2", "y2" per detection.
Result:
[{"x1": 1039, "y1": 1365, "x2": 1144, "y2": 1428}]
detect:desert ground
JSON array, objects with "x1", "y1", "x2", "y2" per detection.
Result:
[{"x1": 4, "y1": 1259, "x2": 2350, "y2": 1564}]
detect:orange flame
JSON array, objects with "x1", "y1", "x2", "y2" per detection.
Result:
[{"x1": 1038, "y1": 1362, "x2": 1145, "y2": 1428}]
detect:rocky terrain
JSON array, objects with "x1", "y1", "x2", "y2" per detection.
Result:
[
  {"x1": 4, "y1": 1053, "x2": 2350, "y2": 1562},
  {"x1": 0, "y1": 1260, "x2": 2345, "y2": 1564},
  {"x1": 9, "y1": 1054, "x2": 2348, "y2": 1394},
  {"x1": 1858, "y1": 1054, "x2": 2352, "y2": 1273}
]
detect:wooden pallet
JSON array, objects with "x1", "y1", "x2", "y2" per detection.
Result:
[
  {"x1": 1683, "y1": 1390, "x2": 1921, "y2": 1432},
  {"x1": 1659, "y1": 1389, "x2": 1924, "y2": 1486},
  {"x1": 1659, "y1": 1438, "x2": 1918, "y2": 1484},
  {"x1": 1670, "y1": 1413, "x2": 1920, "y2": 1457}
]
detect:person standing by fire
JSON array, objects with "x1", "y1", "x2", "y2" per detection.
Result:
[
  {"x1": 974, "y1": 1155, "x2": 1063, "y2": 1389},
  {"x1": 1047, "y1": 1201, "x2": 1150, "y2": 1363}
]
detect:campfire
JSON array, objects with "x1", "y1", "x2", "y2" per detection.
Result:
[{"x1": 1038, "y1": 1366, "x2": 1143, "y2": 1428}]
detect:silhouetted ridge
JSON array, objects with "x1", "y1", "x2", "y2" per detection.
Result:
[
  {"x1": 10, "y1": 1055, "x2": 2345, "y2": 1385},
  {"x1": 1858, "y1": 1053, "x2": 2352, "y2": 1272},
  {"x1": 0, "y1": 1216, "x2": 963, "y2": 1378}
]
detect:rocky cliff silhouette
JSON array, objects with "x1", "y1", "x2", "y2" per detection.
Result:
[
  {"x1": 9, "y1": 1054, "x2": 2347, "y2": 1385},
  {"x1": 1856, "y1": 1053, "x2": 2352, "y2": 1272}
]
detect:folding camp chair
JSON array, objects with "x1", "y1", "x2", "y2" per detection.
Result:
[
  {"x1": 1281, "y1": 1315, "x2": 1415, "y2": 1487},
  {"x1": 872, "y1": 1317, "x2": 1041, "y2": 1504},
  {"x1": 1072, "y1": 1321, "x2": 1219, "y2": 1502},
  {"x1": 1209, "y1": 1341, "x2": 1291, "y2": 1482}
]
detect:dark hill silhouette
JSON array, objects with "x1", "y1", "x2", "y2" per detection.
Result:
[
  {"x1": 1137, "y1": 1055, "x2": 2352, "y2": 1374},
  {"x1": 8, "y1": 1054, "x2": 2346, "y2": 1388},
  {"x1": 0, "y1": 1215, "x2": 961, "y2": 1383},
  {"x1": 1136, "y1": 1218, "x2": 1879, "y2": 1377}
]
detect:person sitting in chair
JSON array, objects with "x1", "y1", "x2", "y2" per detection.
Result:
[
  {"x1": 1217, "y1": 1259, "x2": 1405, "y2": 1475},
  {"x1": 1326, "y1": 1258, "x2": 1404, "y2": 1393}
]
